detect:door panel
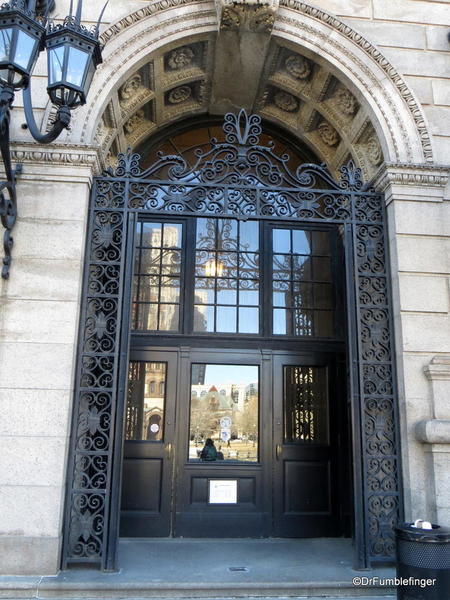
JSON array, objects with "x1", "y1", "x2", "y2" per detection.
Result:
[
  {"x1": 173, "y1": 349, "x2": 271, "y2": 538},
  {"x1": 273, "y1": 354, "x2": 341, "y2": 537},
  {"x1": 120, "y1": 352, "x2": 177, "y2": 537},
  {"x1": 120, "y1": 348, "x2": 347, "y2": 539}
]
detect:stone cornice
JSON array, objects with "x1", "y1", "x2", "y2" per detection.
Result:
[
  {"x1": 425, "y1": 356, "x2": 450, "y2": 382},
  {"x1": 99, "y1": 0, "x2": 206, "y2": 45},
  {"x1": 9, "y1": 142, "x2": 103, "y2": 173},
  {"x1": 370, "y1": 163, "x2": 450, "y2": 192}
]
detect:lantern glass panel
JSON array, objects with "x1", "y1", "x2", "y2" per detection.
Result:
[
  {"x1": 84, "y1": 57, "x2": 95, "y2": 94},
  {"x1": 0, "y1": 28, "x2": 13, "y2": 63},
  {"x1": 66, "y1": 46, "x2": 89, "y2": 87},
  {"x1": 15, "y1": 30, "x2": 37, "y2": 70},
  {"x1": 48, "y1": 45, "x2": 64, "y2": 84}
]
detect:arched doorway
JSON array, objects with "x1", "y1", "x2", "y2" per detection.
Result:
[
  {"x1": 62, "y1": 110, "x2": 401, "y2": 571},
  {"x1": 119, "y1": 117, "x2": 350, "y2": 540}
]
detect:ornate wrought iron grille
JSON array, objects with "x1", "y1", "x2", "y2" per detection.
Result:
[{"x1": 62, "y1": 109, "x2": 402, "y2": 569}]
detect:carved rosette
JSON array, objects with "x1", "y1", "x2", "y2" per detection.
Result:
[
  {"x1": 120, "y1": 75, "x2": 143, "y2": 103},
  {"x1": 274, "y1": 90, "x2": 298, "y2": 112},
  {"x1": 335, "y1": 87, "x2": 358, "y2": 116},
  {"x1": 366, "y1": 136, "x2": 383, "y2": 165},
  {"x1": 118, "y1": 74, "x2": 152, "y2": 119},
  {"x1": 317, "y1": 121, "x2": 340, "y2": 147},
  {"x1": 167, "y1": 46, "x2": 195, "y2": 70},
  {"x1": 285, "y1": 54, "x2": 311, "y2": 79},
  {"x1": 167, "y1": 85, "x2": 192, "y2": 104},
  {"x1": 124, "y1": 110, "x2": 145, "y2": 134}
]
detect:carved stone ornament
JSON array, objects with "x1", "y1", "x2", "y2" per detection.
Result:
[
  {"x1": 366, "y1": 136, "x2": 383, "y2": 165},
  {"x1": 216, "y1": 0, "x2": 279, "y2": 32},
  {"x1": 285, "y1": 54, "x2": 311, "y2": 80},
  {"x1": 336, "y1": 87, "x2": 357, "y2": 116},
  {"x1": 167, "y1": 85, "x2": 192, "y2": 104},
  {"x1": 317, "y1": 121, "x2": 340, "y2": 147},
  {"x1": 274, "y1": 90, "x2": 298, "y2": 112},
  {"x1": 124, "y1": 110, "x2": 145, "y2": 134},
  {"x1": 167, "y1": 46, "x2": 195, "y2": 70},
  {"x1": 120, "y1": 75, "x2": 144, "y2": 103}
]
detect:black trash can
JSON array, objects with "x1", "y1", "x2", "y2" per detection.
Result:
[{"x1": 395, "y1": 522, "x2": 450, "y2": 599}]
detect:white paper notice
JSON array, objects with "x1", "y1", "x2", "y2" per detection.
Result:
[{"x1": 209, "y1": 479, "x2": 238, "y2": 504}]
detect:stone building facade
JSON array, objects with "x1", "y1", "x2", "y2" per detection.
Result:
[{"x1": 0, "y1": 0, "x2": 449, "y2": 576}]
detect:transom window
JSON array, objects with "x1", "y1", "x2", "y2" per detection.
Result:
[
  {"x1": 131, "y1": 218, "x2": 339, "y2": 339},
  {"x1": 194, "y1": 218, "x2": 260, "y2": 334}
]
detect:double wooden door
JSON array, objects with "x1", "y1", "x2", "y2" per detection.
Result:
[{"x1": 120, "y1": 348, "x2": 348, "y2": 538}]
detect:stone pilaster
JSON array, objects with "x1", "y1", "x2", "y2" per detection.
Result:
[
  {"x1": 416, "y1": 357, "x2": 450, "y2": 526},
  {"x1": 0, "y1": 143, "x2": 100, "y2": 575}
]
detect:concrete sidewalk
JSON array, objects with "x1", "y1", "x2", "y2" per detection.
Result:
[{"x1": 0, "y1": 538, "x2": 397, "y2": 598}]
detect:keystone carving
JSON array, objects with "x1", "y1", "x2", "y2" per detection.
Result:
[{"x1": 215, "y1": 0, "x2": 279, "y2": 32}]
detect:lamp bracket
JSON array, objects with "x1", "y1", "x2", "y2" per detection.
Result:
[
  {"x1": 23, "y1": 83, "x2": 71, "y2": 143},
  {"x1": 0, "y1": 85, "x2": 18, "y2": 279}
]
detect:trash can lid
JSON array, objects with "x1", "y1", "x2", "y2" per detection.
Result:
[{"x1": 395, "y1": 522, "x2": 450, "y2": 543}]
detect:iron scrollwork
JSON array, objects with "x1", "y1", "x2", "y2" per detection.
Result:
[{"x1": 63, "y1": 109, "x2": 401, "y2": 568}]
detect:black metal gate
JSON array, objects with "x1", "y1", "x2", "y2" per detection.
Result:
[{"x1": 61, "y1": 110, "x2": 402, "y2": 570}]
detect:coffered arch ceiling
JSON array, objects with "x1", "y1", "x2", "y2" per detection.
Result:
[
  {"x1": 94, "y1": 34, "x2": 382, "y2": 180},
  {"x1": 80, "y1": 0, "x2": 432, "y2": 181}
]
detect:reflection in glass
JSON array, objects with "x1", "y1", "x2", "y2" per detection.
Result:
[
  {"x1": 66, "y1": 47, "x2": 89, "y2": 87},
  {"x1": 284, "y1": 366, "x2": 328, "y2": 444},
  {"x1": 0, "y1": 29, "x2": 12, "y2": 63},
  {"x1": 126, "y1": 362, "x2": 166, "y2": 441},
  {"x1": 133, "y1": 221, "x2": 183, "y2": 331},
  {"x1": 15, "y1": 31, "x2": 37, "y2": 70},
  {"x1": 194, "y1": 218, "x2": 260, "y2": 334},
  {"x1": 272, "y1": 228, "x2": 334, "y2": 337},
  {"x1": 216, "y1": 306, "x2": 236, "y2": 333},
  {"x1": 189, "y1": 364, "x2": 259, "y2": 462}
]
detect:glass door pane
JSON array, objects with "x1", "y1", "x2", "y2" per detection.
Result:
[
  {"x1": 126, "y1": 361, "x2": 167, "y2": 441},
  {"x1": 188, "y1": 364, "x2": 259, "y2": 462}
]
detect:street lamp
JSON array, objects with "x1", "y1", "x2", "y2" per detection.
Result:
[{"x1": 0, "y1": 0, "x2": 107, "y2": 279}]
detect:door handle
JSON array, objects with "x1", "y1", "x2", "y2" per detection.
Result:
[
  {"x1": 276, "y1": 444, "x2": 283, "y2": 460},
  {"x1": 165, "y1": 442, "x2": 173, "y2": 460}
]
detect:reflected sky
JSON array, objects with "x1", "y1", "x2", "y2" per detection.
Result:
[{"x1": 202, "y1": 364, "x2": 258, "y2": 385}]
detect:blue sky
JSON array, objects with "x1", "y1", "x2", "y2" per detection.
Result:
[{"x1": 199, "y1": 364, "x2": 259, "y2": 385}]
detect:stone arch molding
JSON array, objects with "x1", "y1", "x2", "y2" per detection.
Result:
[{"x1": 58, "y1": 0, "x2": 432, "y2": 178}]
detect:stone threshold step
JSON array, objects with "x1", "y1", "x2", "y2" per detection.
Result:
[
  {"x1": 0, "y1": 596, "x2": 397, "y2": 600},
  {"x1": 0, "y1": 584, "x2": 397, "y2": 600}
]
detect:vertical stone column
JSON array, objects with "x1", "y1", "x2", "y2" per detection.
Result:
[
  {"x1": 372, "y1": 163, "x2": 450, "y2": 526},
  {"x1": 0, "y1": 144, "x2": 100, "y2": 575}
]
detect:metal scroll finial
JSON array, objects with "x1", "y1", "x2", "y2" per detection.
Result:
[{"x1": 223, "y1": 109, "x2": 262, "y2": 146}]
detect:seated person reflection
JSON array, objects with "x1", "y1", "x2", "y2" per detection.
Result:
[{"x1": 200, "y1": 438, "x2": 217, "y2": 461}]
